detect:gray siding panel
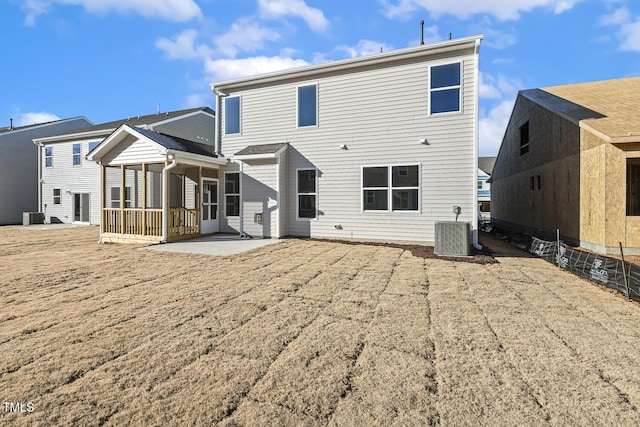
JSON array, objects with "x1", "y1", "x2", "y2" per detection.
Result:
[
  {"x1": 221, "y1": 52, "x2": 478, "y2": 244},
  {"x1": 0, "y1": 117, "x2": 92, "y2": 225}
]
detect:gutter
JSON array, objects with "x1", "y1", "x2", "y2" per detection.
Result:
[
  {"x1": 161, "y1": 152, "x2": 178, "y2": 243},
  {"x1": 33, "y1": 140, "x2": 43, "y2": 216},
  {"x1": 472, "y1": 37, "x2": 483, "y2": 251}
]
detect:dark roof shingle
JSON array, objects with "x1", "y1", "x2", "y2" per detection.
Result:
[
  {"x1": 132, "y1": 127, "x2": 217, "y2": 158},
  {"x1": 235, "y1": 143, "x2": 288, "y2": 156}
]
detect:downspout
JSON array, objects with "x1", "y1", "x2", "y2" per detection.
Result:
[
  {"x1": 34, "y1": 140, "x2": 43, "y2": 216},
  {"x1": 161, "y1": 152, "x2": 178, "y2": 243},
  {"x1": 472, "y1": 37, "x2": 483, "y2": 250},
  {"x1": 239, "y1": 161, "x2": 244, "y2": 237}
]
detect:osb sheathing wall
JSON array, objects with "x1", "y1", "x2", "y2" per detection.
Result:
[
  {"x1": 579, "y1": 130, "x2": 607, "y2": 247},
  {"x1": 622, "y1": 143, "x2": 640, "y2": 249},
  {"x1": 492, "y1": 96, "x2": 580, "y2": 241}
]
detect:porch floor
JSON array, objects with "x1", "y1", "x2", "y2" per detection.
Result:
[{"x1": 139, "y1": 234, "x2": 285, "y2": 256}]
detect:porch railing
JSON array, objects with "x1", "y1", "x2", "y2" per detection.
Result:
[
  {"x1": 102, "y1": 208, "x2": 163, "y2": 237},
  {"x1": 168, "y1": 208, "x2": 200, "y2": 237}
]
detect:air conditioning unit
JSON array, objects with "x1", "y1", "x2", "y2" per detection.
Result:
[
  {"x1": 23, "y1": 212, "x2": 45, "y2": 226},
  {"x1": 435, "y1": 221, "x2": 470, "y2": 256}
]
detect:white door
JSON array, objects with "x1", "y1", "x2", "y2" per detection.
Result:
[{"x1": 201, "y1": 179, "x2": 219, "y2": 233}]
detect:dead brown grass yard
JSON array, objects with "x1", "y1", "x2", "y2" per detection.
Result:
[{"x1": 1, "y1": 226, "x2": 640, "y2": 426}]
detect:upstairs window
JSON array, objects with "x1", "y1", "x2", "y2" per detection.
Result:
[
  {"x1": 430, "y1": 63, "x2": 461, "y2": 114},
  {"x1": 45, "y1": 146, "x2": 53, "y2": 167},
  {"x1": 225, "y1": 172, "x2": 240, "y2": 217},
  {"x1": 225, "y1": 96, "x2": 241, "y2": 135},
  {"x1": 297, "y1": 84, "x2": 317, "y2": 127},
  {"x1": 297, "y1": 169, "x2": 317, "y2": 219},
  {"x1": 520, "y1": 121, "x2": 530, "y2": 155},
  {"x1": 73, "y1": 143, "x2": 81, "y2": 165}
]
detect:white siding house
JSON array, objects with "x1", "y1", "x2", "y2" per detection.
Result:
[
  {"x1": 0, "y1": 117, "x2": 92, "y2": 225},
  {"x1": 34, "y1": 108, "x2": 215, "y2": 225},
  {"x1": 212, "y1": 35, "x2": 483, "y2": 245}
]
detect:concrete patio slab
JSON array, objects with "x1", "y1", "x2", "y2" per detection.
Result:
[{"x1": 140, "y1": 234, "x2": 285, "y2": 256}]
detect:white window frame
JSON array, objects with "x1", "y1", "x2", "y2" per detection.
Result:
[
  {"x1": 224, "y1": 172, "x2": 240, "y2": 218},
  {"x1": 361, "y1": 164, "x2": 421, "y2": 213},
  {"x1": 53, "y1": 188, "x2": 61, "y2": 205},
  {"x1": 110, "y1": 186, "x2": 132, "y2": 208},
  {"x1": 224, "y1": 95, "x2": 241, "y2": 135},
  {"x1": 72, "y1": 143, "x2": 81, "y2": 166},
  {"x1": 296, "y1": 83, "x2": 318, "y2": 128},
  {"x1": 296, "y1": 168, "x2": 318, "y2": 220},
  {"x1": 428, "y1": 61, "x2": 462, "y2": 116},
  {"x1": 45, "y1": 146, "x2": 53, "y2": 168}
]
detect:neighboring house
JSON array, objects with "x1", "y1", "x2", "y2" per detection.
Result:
[
  {"x1": 0, "y1": 117, "x2": 93, "y2": 225},
  {"x1": 34, "y1": 108, "x2": 215, "y2": 225},
  {"x1": 491, "y1": 76, "x2": 640, "y2": 254},
  {"x1": 210, "y1": 35, "x2": 484, "y2": 246},
  {"x1": 477, "y1": 156, "x2": 496, "y2": 218}
]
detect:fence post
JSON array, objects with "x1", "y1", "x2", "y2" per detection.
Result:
[
  {"x1": 557, "y1": 229, "x2": 561, "y2": 267},
  {"x1": 619, "y1": 242, "x2": 631, "y2": 301}
]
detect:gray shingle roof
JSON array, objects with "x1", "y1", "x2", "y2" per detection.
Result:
[
  {"x1": 520, "y1": 89, "x2": 605, "y2": 126},
  {"x1": 132, "y1": 127, "x2": 217, "y2": 158},
  {"x1": 478, "y1": 157, "x2": 496, "y2": 175},
  {"x1": 72, "y1": 107, "x2": 214, "y2": 134},
  {"x1": 235, "y1": 143, "x2": 288, "y2": 156}
]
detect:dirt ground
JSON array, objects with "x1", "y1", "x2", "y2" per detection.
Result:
[{"x1": 1, "y1": 226, "x2": 640, "y2": 426}]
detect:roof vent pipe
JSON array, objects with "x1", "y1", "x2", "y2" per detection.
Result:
[
  {"x1": 9, "y1": 118, "x2": 14, "y2": 130},
  {"x1": 420, "y1": 20, "x2": 425, "y2": 45}
]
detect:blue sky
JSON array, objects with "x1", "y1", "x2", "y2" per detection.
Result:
[{"x1": 2, "y1": 0, "x2": 639, "y2": 155}]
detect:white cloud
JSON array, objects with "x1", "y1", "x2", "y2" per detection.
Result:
[
  {"x1": 482, "y1": 28, "x2": 517, "y2": 49},
  {"x1": 184, "y1": 93, "x2": 211, "y2": 108},
  {"x1": 258, "y1": 0, "x2": 329, "y2": 31},
  {"x1": 205, "y1": 56, "x2": 309, "y2": 82},
  {"x1": 600, "y1": 7, "x2": 640, "y2": 52},
  {"x1": 214, "y1": 18, "x2": 282, "y2": 58},
  {"x1": 338, "y1": 39, "x2": 394, "y2": 58},
  {"x1": 15, "y1": 111, "x2": 61, "y2": 126},
  {"x1": 600, "y1": 6, "x2": 630, "y2": 25},
  {"x1": 380, "y1": 0, "x2": 583, "y2": 21},
  {"x1": 22, "y1": 0, "x2": 201, "y2": 25},
  {"x1": 478, "y1": 73, "x2": 522, "y2": 156},
  {"x1": 156, "y1": 29, "x2": 211, "y2": 60}
]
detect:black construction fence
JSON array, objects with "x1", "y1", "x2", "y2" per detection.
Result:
[{"x1": 529, "y1": 237, "x2": 640, "y2": 303}]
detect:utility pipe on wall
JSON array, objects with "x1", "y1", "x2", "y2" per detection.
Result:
[{"x1": 161, "y1": 153, "x2": 178, "y2": 243}]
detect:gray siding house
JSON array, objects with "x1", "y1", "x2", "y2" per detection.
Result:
[
  {"x1": 0, "y1": 117, "x2": 92, "y2": 225},
  {"x1": 34, "y1": 108, "x2": 215, "y2": 225},
  {"x1": 211, "y1": 35, "x2": 483, "y2": 246}
]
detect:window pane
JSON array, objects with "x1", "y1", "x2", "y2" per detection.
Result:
[
  {"x1": 298, "y1": 195, "x2": 316, "y2": 218},
  {"x1": 89, "y1": 141, "x2": 100, "y2": 152},
  {"x1": 297, "y1": 169, "x2": 316, "y2": 193},
  {"x1": 431, "y1": 63, "x2": 460, "y2": 88},
  {"x1": 226, "y1": 195, "x2": 240, "y2": 216},
  {"x1": 363, "y1": 190, "x2": 388, "y2": 210},
  {"x1": 225, "y1": 173, "x2": 239, "y2": 194},
  {"x1": 392, "y1": 189, "x2": 419, "y2": 211},
  {"x1": 298, "y1": 84, "x2": 317, "y2": 127},
  {"x1": 431, "y1": 89, "x2": 460, "y2": 114},
  {"x1": 225, "y1": 97, "x2": 240, "y2": 134},
  {"x1": 73, "y1": 144, "x2": 80, "y2": 154},
  {"x1": 392, "y1": 165, "x2": 418, "y2": 187},
  {"x1": 45, "y1": 147, "x2": 52, "y2": 156},
  {"x1": 363, "y1": 167, "x2": 388, "y2": 188}
]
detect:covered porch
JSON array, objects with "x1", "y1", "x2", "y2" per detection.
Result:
[{"x1": 88, "y1": 125, "x2": 226, "y2": 243}]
